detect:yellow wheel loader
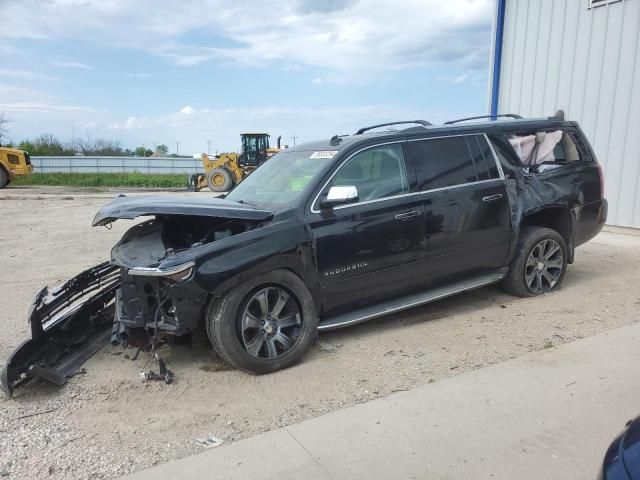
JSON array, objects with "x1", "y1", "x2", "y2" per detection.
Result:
[
  {"x1": 0, "y1": 147, "x2": 33, "y2": 188},
  {"x1": 191, "y1": 133, "x2": 281, "y2": 192}
]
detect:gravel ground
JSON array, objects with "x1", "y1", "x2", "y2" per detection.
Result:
[{"x1": 1, "y1": 188, "x2": 639, "y2": 479}]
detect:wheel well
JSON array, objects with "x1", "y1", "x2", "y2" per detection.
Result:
[
  {"x1": 210, "y1": 266, "x2": 319, "y2": 307},
  {"x1": 520, "y1": 207, "x2": 574, "y2": 261}
]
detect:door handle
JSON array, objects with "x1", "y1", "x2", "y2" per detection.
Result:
[
  {"x1": 395, "y1": 211, "x2": 420, "y2": 221},
  {"x1": 482, "y1": 194, "x2": 504, "y2": 203}
]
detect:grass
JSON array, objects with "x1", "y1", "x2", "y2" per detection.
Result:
[{"x1": 12, "y1": 172, "x2": 190, "y2": 188}]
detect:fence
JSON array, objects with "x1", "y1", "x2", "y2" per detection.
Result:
[{"x1": 31, "y1": 156, "x2": 203, "y2": 175}]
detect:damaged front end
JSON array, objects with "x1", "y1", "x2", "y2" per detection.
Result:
[
  {"x1": 2, "y1": 195, "x2": 274, "y2": 397},
  {"x1": 1, "y1": 262, "x2": 120, "y2": 397}
]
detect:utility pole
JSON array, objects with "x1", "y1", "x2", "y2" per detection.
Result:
[
  {"x1": 175, "y1": 140, "x2": 180, "y2": 156},
  {"x1": 207, "y1": 140, "x2": 212, "y2": 155},
  {"x1": 291, "y1": 133, "x2": 298, "y2": 146}
]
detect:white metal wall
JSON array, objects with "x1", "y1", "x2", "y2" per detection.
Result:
[
  {"x1": 496, "y1": 0, "x2": 640, "y2": 227},
  {"x1": 31, "y1": 156, "x2": 202, "y2": 174}
]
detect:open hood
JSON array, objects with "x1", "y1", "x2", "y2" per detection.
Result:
[{"x1": 92, "y1": 195, "x2": 274, "y2": 226}]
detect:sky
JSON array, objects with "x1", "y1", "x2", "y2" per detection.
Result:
[{"x1": 0, "y1": 0, "x2": 495, "y2": 155}]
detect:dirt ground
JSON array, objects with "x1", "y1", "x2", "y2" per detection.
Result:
[{"x1": 1, "y1": 187, "x2": 639, "y2": 479}]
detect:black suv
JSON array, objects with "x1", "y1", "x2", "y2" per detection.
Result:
[{"x1": 1, "y1": 112, "x2": 607, "y2": 394}]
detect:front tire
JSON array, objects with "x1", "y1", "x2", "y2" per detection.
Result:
[
  {"x1": 206, "y1": 168, "x2": 233, "y2": 192},
  {"x1": 0, "y1": 169, "x2": 7, "y2": 189},
  {"x1": 206, "y1": 270, "x2": 318, "y2": 374},
  {"x1": 504, "y1": 227, "x2": 568, "y2": 297}
]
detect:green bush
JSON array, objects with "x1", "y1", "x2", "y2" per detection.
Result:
[{"x1": 12, "y1": 172, "x2": 190, "y2": 188}]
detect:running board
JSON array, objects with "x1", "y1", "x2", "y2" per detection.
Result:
[{"x1": 318, "y1": 270, "x2": 507, "y2": 331}]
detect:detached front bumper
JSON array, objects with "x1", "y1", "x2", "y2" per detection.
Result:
[
  {"x1": 2, "y1": 260, "x2": 209, "y2": 397},
  {"x1": 1, "y1": 262, "x2": 119, "y2": 397}
]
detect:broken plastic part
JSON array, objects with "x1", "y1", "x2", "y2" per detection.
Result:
[
  {"x1": 1, "y1": 262, "x2": 120, "y2": 397},
  {"x1": 195, "y1": 434, "x2": 223, "y2": 448}
]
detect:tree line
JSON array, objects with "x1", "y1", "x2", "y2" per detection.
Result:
[
  {"x1": 0, "y1": 116, "x2": 174, "y2": 157},
  {"x1": 9, "y1": 134, "x2": 172, "y2": 157}
]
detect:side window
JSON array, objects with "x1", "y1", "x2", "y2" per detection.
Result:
[
  {"x1": 328, "y1": 144, "x2": 409, "y2": 203},
  {"x1": 7, "y1": 154, "x2": 20, "y2": 165},
  {"x1": 410, "y1": 136, "x2": 478, "y2": 191},
  {"x1": 508, "y1": 130, "x2": 581, "y2": 166},
  {"x1": 465, "y1": 135, "x2": 500, "y2": 180}
]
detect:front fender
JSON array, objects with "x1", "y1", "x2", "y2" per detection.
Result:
[{"x1": 193, "y1": 220, "x2": 321, "y2": 311}]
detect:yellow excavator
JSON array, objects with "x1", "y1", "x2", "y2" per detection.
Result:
[{"x1": 191, "y1": 133, "x2": 282, "y2": 192}]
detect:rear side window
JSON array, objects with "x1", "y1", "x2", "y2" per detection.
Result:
[
  {"x1": 508, "y1": 130, "x2": 581, "y2": 166},
  {"x1": 7, "y1": 154, "x2": 20, "y2": 165},
  {"x1": 409, "y1": 135, "x2": 499, "y2": 191},
  {"x1": 466, "y1": 135, "x2": 500, "y2": 180}
]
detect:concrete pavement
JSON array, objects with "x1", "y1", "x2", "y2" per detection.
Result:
[{"x1": 122, "y1": 323, "x2": 640, "y2": 480}]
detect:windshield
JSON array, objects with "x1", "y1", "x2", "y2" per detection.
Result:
[{"x1": 227, "y1": 150, "x2": 335, "y2": 208}]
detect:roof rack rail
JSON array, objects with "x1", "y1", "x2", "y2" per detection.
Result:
[
  {"x1": 444, "y1": 114, "x2": 523, "y2": 125},
  {"x1": 355, "y1": 120, "x2": 432, "y2": 135}
]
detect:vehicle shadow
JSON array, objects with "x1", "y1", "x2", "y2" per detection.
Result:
[
  {"x1": 319, "y1": 284, "x2": 510, "y2": 342},
  {"x1": 316, "y1": 251, "x2": 628, "y2": 344}
]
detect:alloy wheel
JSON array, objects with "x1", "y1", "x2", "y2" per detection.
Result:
[
  {"x1": 240, "y1": 287, "x2": 302, "y2": 359},
  {"x1": 524, "y1": 239, "x2": 564, "y2": 294}
]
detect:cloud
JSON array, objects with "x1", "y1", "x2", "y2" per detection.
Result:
[
  {"x1": 295, "y1": 0, "x2": 357, "y2": 14},
  {"x1": 0, "y1": 69, "x2": 60, "y2": 81},
  {"x1": 107, "y1": 104, "x2": 418, "y2": 130},
  {"x1": 50, "y1": 60, "x2": 95, "y2": 70},
  {"x1": 101, "y1": 103, "x2": 469, "y2": 153},
  {"x1": 2, "y1": 0, "x2": 493, "y2": 75},
  {"x1": 6, "y1": 99, "x2": 467, "y2": 153},
  {"x1": 0, "y1": 84, "x2": 106, "y2": 144},
  {"x1": 126, "y1": 73, "x2": 152, "y2": 78},
  {"x1": 0, "y1": 84, "x2": 95, "y2": 114},
  {"x1": 0, "y1": 102, "x2": 96, "y2": 114}
]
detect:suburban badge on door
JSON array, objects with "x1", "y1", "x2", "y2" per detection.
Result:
[{"x1": 324, "y1": 262, "x2": 369, "y2": 277}]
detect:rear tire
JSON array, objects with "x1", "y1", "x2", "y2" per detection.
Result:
[
  {"x1": 206, "y1": 168, "x2": 233, "y2": 192},
  {"x1": 206, "y1": 270, "x2": 318, "y2": 374},
  {"x1": 0, "y1": 169, "x2": 7, "y2": 189},
  {"x1": 504, "y1": 227, "x2": 568, "y2": 297}
]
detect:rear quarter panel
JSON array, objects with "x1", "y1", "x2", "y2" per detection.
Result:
[{"x1": 489, "y1": 128, "x2": 606, "y2": 256}]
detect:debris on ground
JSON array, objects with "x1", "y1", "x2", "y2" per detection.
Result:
[
  {"x1": 317, "y1": 341, "x2": 342, "y2": 353},
  {"x1": 194, "y1": 434, "x2": 223, "y2": 448},
  {"x1": 12, "y1": 408, "x2": 57, "y2": 421},
  {"x1": 138, "y1": 353, "x2": 173, "y2": 384}
]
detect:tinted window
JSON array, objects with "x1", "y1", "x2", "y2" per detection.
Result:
[
  {"x1": 466, "y1": 135, "x2": 500, "y2": 180},
  {"x1": 328, "y1": 144, "x2": 409, "y2": 202},
  {"x1": 410, "y1": 137, "x2": 478, "y2": 191}
]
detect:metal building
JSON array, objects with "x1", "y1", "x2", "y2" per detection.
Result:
[{"x1": 489, "y1": 0, "x2": 640, "y2": 228}]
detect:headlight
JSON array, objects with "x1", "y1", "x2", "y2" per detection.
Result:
[{"x1": 128, "y1": 261, "x2": 195, "y2": 282}]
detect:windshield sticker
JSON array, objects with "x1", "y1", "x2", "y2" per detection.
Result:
[{"x1": 309, "y1": 151, "x2": 338, "y2": 159}]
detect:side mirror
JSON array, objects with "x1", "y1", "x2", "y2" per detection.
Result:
[{"x1": 320, "y1": 185, "x2": 359, "y2": 209}]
